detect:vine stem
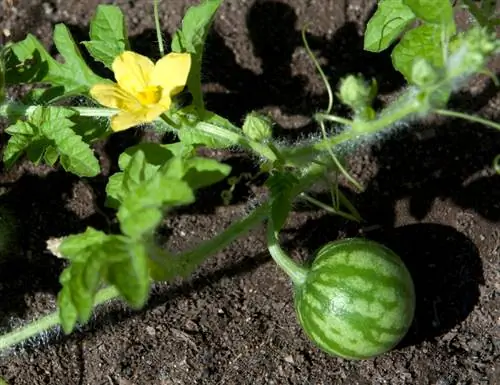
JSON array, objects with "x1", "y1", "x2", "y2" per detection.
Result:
[
  {"x1": 266, "y1": 220, "x2": 308, "y2": 286},
  {"x1": 153, "y1": 0, "x2": 164, "y2": 57},
  {"x1": 0, "y1": 163, "x2": 327, "y2": 352},
  {"x1": 435, "y1": 108, "x2": 500, "y2": 131},
  {"x1": 0, "y1": 204, "x2": 269, "y2": 352},
  {"x1": 0, "y1": 286, "x2": 119, "y2": 351}
]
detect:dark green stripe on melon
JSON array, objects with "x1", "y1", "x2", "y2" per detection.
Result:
[{"x1": 294, "y1": 238, "x2": 415, "y2": 360}]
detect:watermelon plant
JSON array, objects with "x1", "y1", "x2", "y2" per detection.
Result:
[{"x1": 0, "y1": 0, "x2": 498, "y2": 361}]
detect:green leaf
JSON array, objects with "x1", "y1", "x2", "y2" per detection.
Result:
[
  {"x1": 6, "y1": 24, "x2": 105, "y2": 94},
  {"x1": 105, "y1": 145, "x2": 180, "y2": 209},
  {"x1": 59, "y1": 227, "x2": 109, "y2": 259},
  {"x1": 105, "y1": 172, "x2": 125, "y2": 209},
  {"x1": 184, "y1": 157, "x2": 231, "y2": 190},
  {"x1": 364, "y1": 0, "x2": 416, "y2": 52},
  {"x1": 22, "y1": 86, "x2": 66, "y2": 105},
  {"x1": 3, "y1": 121, "x2": 37, "y2": 167},
  {"x1": 171, "y1": 0, "x2": 223, "y2": 108},
  {"x1": 107, "y1": 242, "x2": 149, "y2": 308},
  {"x1": 57, "y1": 283, "x2": 78, "y2": 334},
  {"x1": 57, "y1": 227, "x2": 109, "y2": 333},
  {"x1": 403, "y1": 0, "x2": 455, "y2": 30},
  {"x1": 391, "y1": 24, "x2": 445, "y2": 82},
  {"x1": 33, "y1": 107, "x2": 100, "y2": 176},
  {"x1": 266, "y1": 172, "x2": 299, "y2": 232},
  {"x1": 83, "y1": 5, "x2": 129, "y2": 68},
  {"x1": 117, "y1": 170, "x2": 195, "y2": 239},
  {"x1": 44, "y1": 145, "x2": 59, "y2": 166},
  {"x1": 57, "y1": 228, "x2": 151, "y2": 333},
  {"x1": 4, "y1": 107, "x2": 100, "y2": 176},
  {"x1": 171, "y1": 0, "x2": 222, "y2": 53},
  {"x1": 117, "y1": 142, "x2": 191, "y2": 170},
  {"x1": 71, "y1": 115, "x2": 110, "y2": 144}
]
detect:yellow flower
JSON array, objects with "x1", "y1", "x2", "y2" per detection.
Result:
[{"x1": 90, "y1": 51, "x2": 191, "y2": 132}]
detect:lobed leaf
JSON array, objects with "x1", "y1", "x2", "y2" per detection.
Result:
[
  {"x1": 364, "y1": 0, "x2": 416, "y2": 52},
  {"x1": 106, "y1": 242, "x2": 150, "y2": 308},
  {"x1": 391, "y1": 24, "x2": 446, "y2": 82},
  {"x1": 33, "y1": 107, "x2": 101, "y2": 177},
  {"x1": 6, "y1": 24, "x2": 105, "y2": 95},
  {"x1": 83, "y1": 5, "x2": 130, "y2": 68},
  {"x1": 3, "y1": 121, "x2": 37, "y2": 167},
  {"x1": 171, "y1": 0, "x2": 222, "y2": 54},
  {"x1": 117, "y1": 169, "x2": 195, "y2": 239},
  {"x1": 171, "y1": 0, "x2": 223, "y2": 107},
  {"x1": 57, "y1": 228, "x2": 150, "y2": 333},
  {"x1": 3, "y1": 106, "x2": 100, "y2": 176}
]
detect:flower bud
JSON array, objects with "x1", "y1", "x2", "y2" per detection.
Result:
[
  {"x1": 338, "y1": 75, "x2": 377, "y2": 111},
  {"x1": 242, "y1": 111, "x2": 273, "y2": 142},
  {"x1": 411, "y1": 58, "x2": 439, "y2": 87}
]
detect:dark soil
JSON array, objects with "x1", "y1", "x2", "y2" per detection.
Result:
[{"x1": 0, "y1": 0, "x2": 499, "y2": 384}]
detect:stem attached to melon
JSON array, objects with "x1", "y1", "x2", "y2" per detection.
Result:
[{"x1": 267, "y1": 220, "x2": 308, "y2": 286}]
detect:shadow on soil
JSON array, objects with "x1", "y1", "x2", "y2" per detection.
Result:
[
  {"x1": 0, "y1": 0, "x2": 498, "y2": 354},
  {"x1": 0, "y1": 171, "x2": 108, "y2": 327}
]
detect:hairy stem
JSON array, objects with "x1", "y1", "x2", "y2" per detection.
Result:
[
  {"x1": 0, "y1": 286, "x2": 119, "y2": 352},
  {"x1": 267, "y1": 220, "x2": 308, "y2": 286}
]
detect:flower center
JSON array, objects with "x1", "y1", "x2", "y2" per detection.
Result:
[{"x1": 136, "y1": 86, "x2": 162, "y2": 105}]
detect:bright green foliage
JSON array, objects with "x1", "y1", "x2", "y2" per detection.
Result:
[
  {"x1": 117, "y1": 160, "x2": 195, "y2": 240},
  {"x1": 83, "y1": 5, "x2": 130, "y2": 68},
  {"x1": 364, "y1": 0, "x2": 416, "y2": 52},
  {"x1": 242, "y1": 112, "x2": 273, "y2": 142},
  {"x1": 3, "y1": 107, "x2": 100, "y2": 177},
  {"x1": 338, "y1": 75, "x2": 377, "y2": 120},
  {"x1": 294, "y1": 238, "x2": 415, "y2": 359},
  {"x1": 411, "y1": 58, "x2": 439, "y2": 87},
  {"x1": 57, "y1": 228, "x2": 117, "y2": 333},
  {"x1": 391, "y1": 24, "x2": 445, "y2": 83},
  {"x1": 57, "y1": 229, "x2": 149, "y2": 333},
  {"x1": 57, "y1": 145, "x2": 231, "y2": 332},
  {"x1": 171, "y1": 0, "x2": 223, "y2": 108},
  {"x1": 116, "y1": 151, "x2": 231, "y2": 240},
  {"x1": 106, "y1": 144, "x2": 183, "y2": 208},
  {"x1": 403, "y1": 0, "x2": 454, "y2": 30},
  {"x1": 5, "y1": 24, "x2": 105, "y2": 96},
  {"x1": 364, "y1": 0, "x2": 456, "y2": 82},
  {"x1": 446, "y1": 27, "x2": 500, "y2": 78},
  {"x1": 171, "y1": 0, "x2": 222, "y2": 55},
  {"x1": 105, "y1": 142, "x2": 229, "y2": 209}
]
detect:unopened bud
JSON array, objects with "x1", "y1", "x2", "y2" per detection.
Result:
[
  {"x1": 242, "y1": 111, "x2": 273, "y2": 142},
  {"x1": 338, "y1": 75, "x2": 377, "y2": 110},
  {"x1": 411, "y1": 58, "x2": 439, "y2": 87}
]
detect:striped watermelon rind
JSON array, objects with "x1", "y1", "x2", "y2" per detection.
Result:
[{"x1": 294, "y1": 238, "x2": 415, "y2": 360}]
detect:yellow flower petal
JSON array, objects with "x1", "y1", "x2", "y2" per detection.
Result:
[
  {"x1": 151, "y1": 53, "x2": 191, "y2": 96},
  {"x1": 113, "y1": 51, "x2": 155, "y2": 95},
  {"x1": 90, "y1": 84, "x2": 140, "y2": 111},
  {"x1": 110, "y1": 110, "x2": 147, "y2": 132},
  {"x1": 157, "y1": 94, "x2": 172, "y2": 111},
  {"x1": 144, "y1": 104, "x2": 168, "y2": 122}
]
